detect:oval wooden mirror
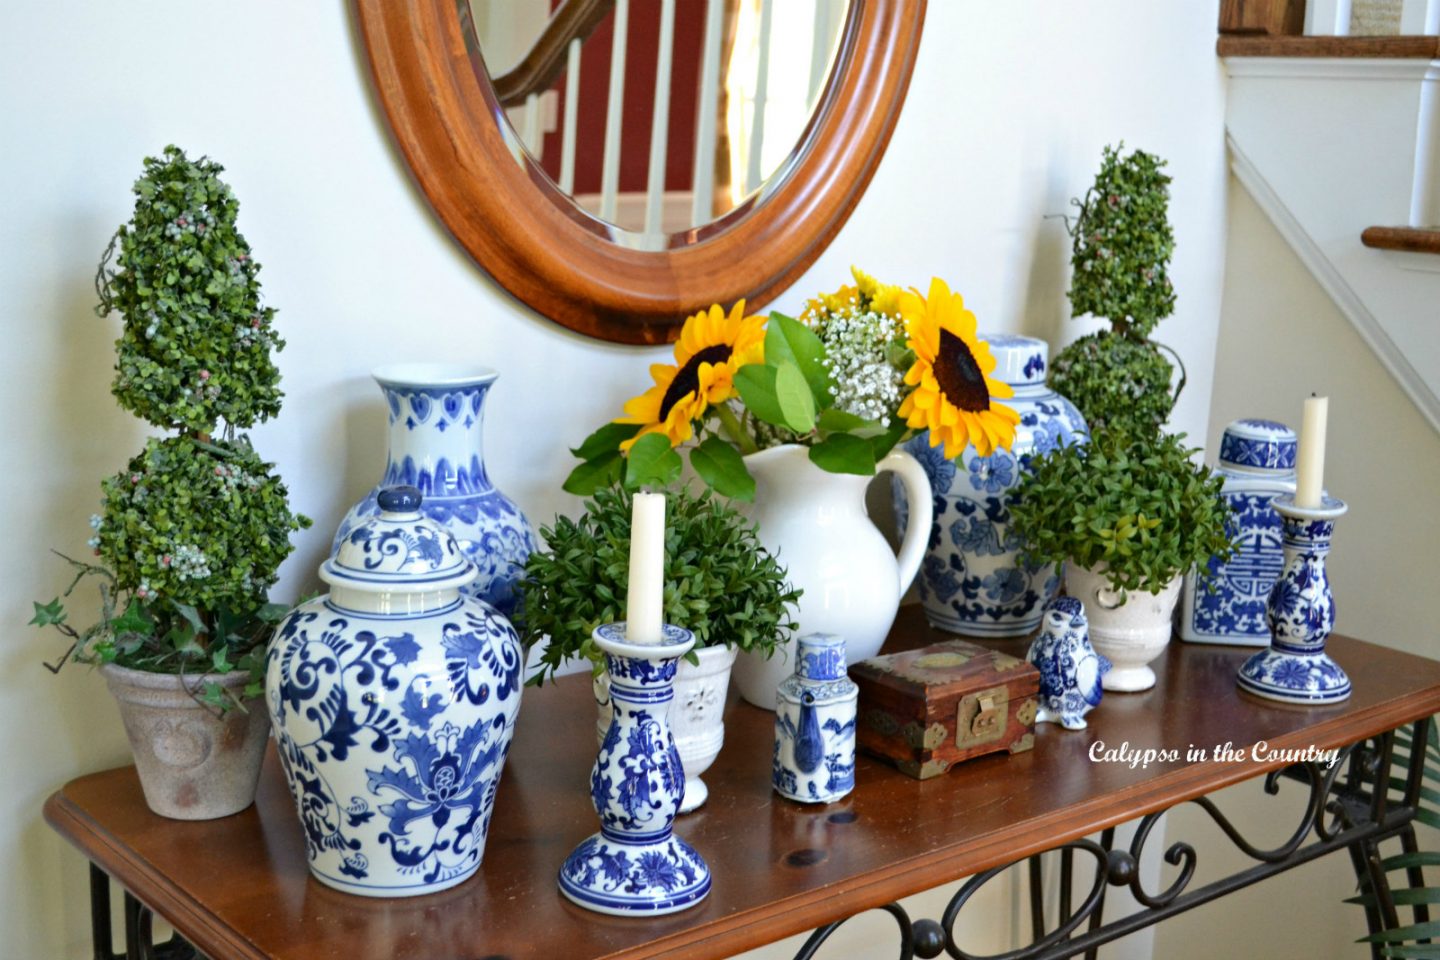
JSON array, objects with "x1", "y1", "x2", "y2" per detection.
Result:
[{"x1": 356, "y1": 0, "x2": 925, "y2": 344}]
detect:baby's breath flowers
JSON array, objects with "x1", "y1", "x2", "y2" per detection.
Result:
[{"x1": 799, "y1": 267, "x2": 912, "y2": 423}]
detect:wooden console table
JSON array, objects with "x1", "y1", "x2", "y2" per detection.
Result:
[{"x1": 46, "y1": 607, "x2": 1440, "y2": 960}]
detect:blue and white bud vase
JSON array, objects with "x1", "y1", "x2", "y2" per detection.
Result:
[
  {"x1": 559, "y1": 622, "x2": 712, "y2": 916},
  {"x1": 267, "y1": 485, "x2": 523, "y2": 897},
  {"x1": 1236, "y1": 494, "x2": 1351, "y2": 704},
  {"x1": 334, "y1": 365, "x2": 536, "y2": 618},
  {"x1": 895, "y1": 335, "x2": 1088, "y2": 636},
  {"x1": 773, "y1": 634, "x2": 857, "y2": 804}
]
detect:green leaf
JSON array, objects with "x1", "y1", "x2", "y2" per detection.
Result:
[
  {"x1": 734, "y1": 365, "x2": 788, "y2": 429},
  {"x1": 211, "y1": 646, "x2": 234, "y2": 674},
  {"x1": 689, "y1": 437, "x2": 756, "y2": 501},
  {"x1": 165, "y1": 621, "x2": 202, "y2": 656},
  {"x1": 257, "y1": 602, "x2": 290, "y2": 623},
  {"x1": 869, "y1": 418, "x2": 910, "y2": 460},
  {"x1": 817, "y1": 409, "x2": 874, "y2": 434},
  {"x1": 571, "y1": 422, "x2": 641, "y2": 461},
  {"x1": 29, "y1": 598, "x2": 66, "y2": 627},
  {"x1": 110, "y1": 599, "x2": 154, "y2": 637},
  {"x1": 765, "y1": 312, "x2": 831, "y2": 404},
  {"x1": 564, "y1": 451, "x2": 624, "y2": 496},
  {"x1": 774, "y1": 361, "x2": 816, "y2": 433},
  {"x1": 808, "y1": 433, "x2": 877, "y2": 476},
  {"x1": 172, "y1": 602, "x2": 205, "y2": 634},
  {"x1": 624, "y1": 433, "x2": 683, "y2": 489},
  {"x1": 1362, "y1": 920, "x2": 1440, "y2": 943}
]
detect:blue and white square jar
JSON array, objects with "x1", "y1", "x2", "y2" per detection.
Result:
[
  {"x1": 773, "y1": 634, "x2": 857, "y2": 804},
  {"x1": 894, "y1": 335, "x2": 1088, "y2": 636},
  {"x1": 1180, "y1": 418, "x2": 1298, "y2": 645}
]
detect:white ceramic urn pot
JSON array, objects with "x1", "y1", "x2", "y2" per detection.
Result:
[
  {"x1": 1065, "y1": 564, "x2": 1181, "y2": 693},
  {"x1": 731, "y1": 444, "x2": 932, "y2": 710}
]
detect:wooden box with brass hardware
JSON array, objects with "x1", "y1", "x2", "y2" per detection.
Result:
[{"x1": 851, "y1": 640, "x2": 1040, "y2": 780}]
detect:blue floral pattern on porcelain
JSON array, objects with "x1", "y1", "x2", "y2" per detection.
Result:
[
  {"x1": 267, "y1": 488, "x2": 522, "y2": 897},
  {"x1": 774, "y1": 635, "x2": 857, "y2": 804},
  {"x1": 1237, "y1": 495, "x2": 1351, "y2": 704},
  {"x1": 334, "y1": 369, "x2": 536, "y2": 618},
  {"x1": 559, "y1": 623, "x2": 711, "y2": 916},
  {"x1": 1027, "y1": 597, "x2": 1110, "y2": 731},
  {"x1": 1181, "y1": 419, "x2": 1298, "y2": 645},
  {"x1": 894, "y1": 336, "x2": 1087, "y2": 636}
]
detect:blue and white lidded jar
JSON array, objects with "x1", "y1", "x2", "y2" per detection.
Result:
[
  {"x1": 559, "y1": 622, "x2": 711, "y2": 916},
  {"x1": 773, "y1": 634, "x2": 858, "y2": 804},
  {"x1": 896, "y1": 334, "x2": 1088, "y2": 636},
  {"x1": 267, "y1": 485, "x2": 523, "y2": 898},
  {"x1": 1181, "y1": 419, "x2": 1297, "y2": 645},
  {"x1": 333, "y1": 364, "x2": 536, "y2": 618}
]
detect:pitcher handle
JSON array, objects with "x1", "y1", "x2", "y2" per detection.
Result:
[{"x1": 879, "y1": 448, "x2": 932, "y2": 595}]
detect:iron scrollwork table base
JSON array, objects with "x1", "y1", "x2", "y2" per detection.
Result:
[
  {"x1": 43, "y1": 612, "x2": 1440, "y2": 960},
  {"x1": 794, "y1": 722, "x2": 1432, "y2": 960}
]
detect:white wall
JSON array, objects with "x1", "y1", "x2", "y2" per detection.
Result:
[
  {"x1": 0, "y1": 2, "x2": 1228, "y2": 957},
  {"x1": 1155, "y1": 179, "x2": 1440, "y2": 960}
]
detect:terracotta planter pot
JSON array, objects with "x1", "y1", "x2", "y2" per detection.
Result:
[{"x1": 102, "y1": 664, "x2": 269, "y2": 820}]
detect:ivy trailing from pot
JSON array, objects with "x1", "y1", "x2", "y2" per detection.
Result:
[
  {"x1": 561, "y1": 271, "x2": 1021, "y2": 499},
  {"x1": 1050, "y1": 143, "x2": 1184, "y2": 440},
  {"x1": 30, "y1": 146, "x2": 309, "y2": 724}
]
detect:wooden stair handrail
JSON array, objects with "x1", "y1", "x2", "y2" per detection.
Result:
[
  {"x1": 489, "y1": 0, "x2": 616, "y2": 107},
  {"x1": 1217, "y1": 34, "x2": 1440, "y2": 57},
  {"x1": 1362, "y1": 226, "x2": 1440, "y2": 254}
]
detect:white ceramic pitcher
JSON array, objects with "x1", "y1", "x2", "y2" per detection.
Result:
[{"x1": 732, "y1": 444, "x2": 932, "y2": 709}]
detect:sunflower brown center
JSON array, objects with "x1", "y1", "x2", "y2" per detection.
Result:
[
  {"x1": 658, "y1": 344, "x2": 732, "y2": 420},
  {"x1": 934, "y1": 329, "x2": 990, "y2": 412}
]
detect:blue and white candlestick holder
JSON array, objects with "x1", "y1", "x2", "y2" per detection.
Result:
[
  {"x1": 1236, "y1": 494, "x2": 1351, "y2": 704},
  {"x1": 559, "y1": 623, "x2": 712, "y2": 916}
]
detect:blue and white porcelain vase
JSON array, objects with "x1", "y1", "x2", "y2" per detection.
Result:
[
  {"x1": 267, "y1": 485, "x2": 523, "y2": 897},
  {"x1": 895, "y1": 334, "x2": 1088, "y2": 636},
  {"x1": 773, "y1": 634, "x2": 857, "y2": 804},
  {"x1": 559, "y1": 622, "x2": 712, "y2": 916},
  {"x1": 1181, "y1": 419, "x2": 1297, "y2": 645},
  {"x1": 1236, "y1": 494, "x2": 1351, "y2": 704},
  {"x1": 334, "y1": 364, "x2": 536, "y2": 618},
  {"x1": 1026, "y1": 597, "x2": 1110, "y2": 731}
]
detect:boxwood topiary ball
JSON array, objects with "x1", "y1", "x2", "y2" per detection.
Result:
[{"x1": 1049, "y1": 331, "x2": 1174, "y2": 439}]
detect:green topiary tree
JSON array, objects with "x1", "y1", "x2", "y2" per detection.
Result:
[
  {"x1": 1051, "y1": 143, "x2": 1183, "y2": 439},
  {"x1": 32, "y1": 146, "x2": 309, "y2": 709}
]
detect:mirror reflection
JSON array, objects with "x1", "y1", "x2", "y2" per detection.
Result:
[{"x1": 465, "y1": 0, "x2": 848, "y2": 248}]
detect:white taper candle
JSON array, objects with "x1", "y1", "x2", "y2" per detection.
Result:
[
  {"x1": 1294, "y1": 395, "x2": 1328, "y2": 509},
  {"x1": 625, "y1": 491, "x2": 666, "y2": 644}
]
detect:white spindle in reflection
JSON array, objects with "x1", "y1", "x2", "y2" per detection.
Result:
[
  {"x1": 644, "y1": 0, "x2": 677, "y2": 237},
  {"x1": 690, "y1": 0, "x2": 723, "y2": 225},
  {"x1": 746, "y1": 0, "x2": 775, "y2": 195},
  {"x1": 523, "y1": 92, "x2": 542, "y2": 160},
  {"x1": 600, "y1": 0, "x2": 630, "y2": 222},
  {"x1": 808, "y1": 0, "x2": 834, "y2": 103},
  {"x1": 560, "y1": 38, "x2": 581, "y2": 194}
]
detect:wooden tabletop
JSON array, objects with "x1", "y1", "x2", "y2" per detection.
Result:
[{"x1": 46, "y1": 607, "x2": 1440, "y2": 960}]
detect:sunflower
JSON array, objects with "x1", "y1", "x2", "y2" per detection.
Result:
[
  {"x1": 897, "y1": 278, "x2": 1019, "y2": 458},
  {"x1": 617, "y1": 301, "x2": 766, "y2": 450},
  {"x1": 850, "y1": 266, "x2": 903, "y2": 318}
]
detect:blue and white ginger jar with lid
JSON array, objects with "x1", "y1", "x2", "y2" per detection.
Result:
[
  {"x1": 267, "y1": 485, "x2": 523, "y2": 897},
  {"x1": 334, "y1": 365, "x2": 536, "y2": 618},
  {"x1": 1181, "y1": 418, "x2": 1298, "y2": 645},
  {"x1": 896, "y1": 334, "x2": 1088, "y2": 636}
]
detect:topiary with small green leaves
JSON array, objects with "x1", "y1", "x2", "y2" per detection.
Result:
[
  {"x1": 1010, "y1": 431, "x2": 1236, "y2": 596},
  {"x1": 31, "y1": 145, "x2": 308, "y2": 711},
  {"x1": 96, "y1": 145, "x2": 284, "y2": 433},
  {"x1": 521, "y1": 484, "x2": 801, "y2": 684},
  {"x1": 1052, "y1": 143, "x2": 1183, "y2": 440},
  {"x1": 1065, "y1": 143, "x2": 1175, "y2": 339}
]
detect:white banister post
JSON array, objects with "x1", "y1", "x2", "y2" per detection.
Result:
[
  {"x1": 560, "y1": 38, "x2": 581, "y2": 195},
  {"x1": 690, "y1": 0, "x2": 723, "y2": 226},
  {"x1": 600, "y1": 0, "x2": 630, "y2": 223},
  {"x1": 745, "y1": 0, "x2": 775, "y2": 196},
  {"x1": 644, "y1": 0, "x2": 677, "y2": 238},
  {"x1": 1305, "y1": 0, "x2": 1353, "y2": 35}
]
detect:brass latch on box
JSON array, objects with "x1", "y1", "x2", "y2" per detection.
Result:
[{"x1": 956, "y1": 685, "x2": 1008, "y2": 748}]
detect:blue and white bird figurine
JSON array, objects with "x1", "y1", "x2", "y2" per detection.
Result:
[{"x1": 1027, "y1": 596, "x2": 1110, "y2": 731}]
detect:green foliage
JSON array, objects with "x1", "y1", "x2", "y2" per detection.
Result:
[
  {"x1": 1067, "y1": 143, "x2": 1175, "y2": 338},
  {"x1": 97, "y1": 434, "x2": 310, "y2": 611},
  {"x1": 520, "y1": 485, "x2": 802, "y2": 684},
  {"x1": 32, "y1": 145, "x2": 307, "y2": 708},
  {"x1": 1049, "y1": 332, "x2": 1176, "y2": 440},
  {"x1": 1010, "y1": 431, "x2": 1236, "y2": 594},
  {"x1": 96, "y1": 145, "x2": 285, "y2": 432}
]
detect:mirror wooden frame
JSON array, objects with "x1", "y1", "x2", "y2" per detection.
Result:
[{"x1": 355, "y1": 0, "x2": 926, "y2": 345}]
